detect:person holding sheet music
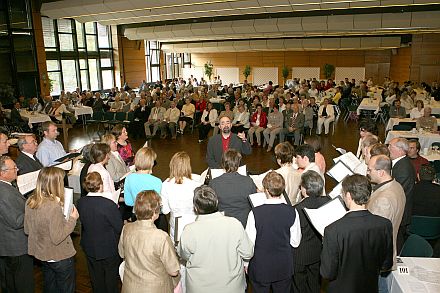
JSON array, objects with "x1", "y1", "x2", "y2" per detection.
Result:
[
  {"x1": 246, "y1": 171, "x2": 301, "y2": 293},
  {"x1": 209, "y1": 149, "x2": 256, "y2": 228},
  {"x1": 161, "y1": 151, "x2": 201, "y2": 244},
  {"x1": 321, "y1": 175, "x2": 393, "y2": 293},
  {"x1": 0, "y1": 156, "x2": 34, "y2": 293},
  {"x1": 15, "y1": 135, "x2": 43, "y2": 176},
  {"x1": 366, "y1": 155, "x2": 405, "y2": 292},
  {"x1": 293, "y1": 170, "x2": 329, "y2": 293},
  {"x1": 36, "y1": 121, "x2": 68, "y2": 167},
  {"x1": 77, "y1": 172, "x2": 123, "y2": 293},
  {"x1": 24, "y1": 167, "x2": 79, "y2": 293},
  {"x1": 178, "y1": 185, "x2": 254, "y2": 293},
  {"x1": 101, "y1": 134, "x2": 130, "y2": 183}
]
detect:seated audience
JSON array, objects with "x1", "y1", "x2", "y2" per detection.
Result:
[
  {"x1": 25, "y1": 167, "x2": 78, "y2": 293},
  {"x1": 412, "y1": 164, "x2": 440, "y2": 217},
  {"x1": 198, "y1": 102, "x2": 218, "y2": 143},
  {"x1": 416, "y1": 107, "x2": 437, "y2": 132},
  {"x1": 248, "y1": 104, "x2": 267, "y2": 147},
  {"x1": 209, "y1": 149, "x2": 256, "y2": 227},
  {"x1": 246, "y1": 171, "x2": 301, "y2": 293},
  {"x1": 407, "y1": 139, "x2": 429, "y2": 179},
  {"x1": 178, "y1": 97, "x2": 195, "y2": 134},
  {"x1": 159, "y1": 100, "x2": 180, "y2": 139},
  {"x1": 321, "y1": 175, "x2": 393, "y2": 293},
  {"x1": 279, "y1": 103, "x2": 304, "y2": 147},
  {"x1": 389, "y1": 100, "x2": 406, "y2": 118},
  {"x1": 144, "y1": 100, "x2": 165, "y2": 138},
  {"x1": 119, "y1": 190, "x2": 180, "y2": 292},
  {"x1": 410, "y1": 100, "x2": 424, "y2": 119},
  {"x1": 110, "y1": 95, "x2": 124, "y2": 112},
  {"x1": 293, "y1": 170, "x2": 329, "y2": 293},
  {"x1": 231, "y1": 104, "x2": 250, "y2": 133},
  {"x1": 77, "y1": 172, "x2": 123, "y2": 293},
  {"x1": 178, "y1": 185, "x2": 253, "y2": 293},
  {"x1": 111, "y1": 124, "x2": 134, "y2": 166},
  {"x1": 10, "y1": 102, "x2": 31, "y2": 131},
  {"x1": 316, "y1": 98, "x2": 335, "y2": 135},
  {"x1": 161, "y1": 152, "x2": 201, "y2": 243},
  {"x1": 87, "y1": 143, "x2": 117, "y2": 203},
  {"x1": 263, "y1": 104, "x2": 283, "y2": 152}
]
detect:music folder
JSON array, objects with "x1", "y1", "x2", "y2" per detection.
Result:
[
  {"x1": 55, "y1": 152, "x2": 81, "y2": 163},
  {"x1": 303, "y1": 197, "x2": 347, "y2": 236},
  {"x1": 326, "y1": 160, "x2": 354, "y2": 182},
  {"x1": 248, "y1": 192, "x2": 291, "y2": 209}
]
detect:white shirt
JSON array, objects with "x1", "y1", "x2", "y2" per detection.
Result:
[
  {"x1": 161, "y1": 177, "x2": 201, "y2": 243},
  {"x1": 392, "y1": 155, "x2": 405, "y2": 166},
  {"x1": 86, "y1": 191, "x2": 118, "y2": 204},
  {"x1": 22, "y1": 151, "x2": 36, "y2": 160},
  {"x1": 87, "y1": 163, "x2": 116, "y2": 201},
  {"x1": 410, "y1": 107, "x2": 424, "y2": 119},
  {"x1": 245, "y1": 198, "x2": 302, "y2": 248}
]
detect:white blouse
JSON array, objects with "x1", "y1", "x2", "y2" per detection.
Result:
[
  {"x1": 87, "y1": 163, "x2": 116, "y2": 200},
  {"x1": 410, "y1": 107, "x2": 424, "y2": 119}
]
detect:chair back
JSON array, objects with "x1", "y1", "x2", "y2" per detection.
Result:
[
  {"x1": 393, "y1": 124, "x2": 412, "y2": 131},
  {"x1": 104, "y1": 111, "x2": 115, "y2": 121},
  {"x1": 400, "y1": 234, "x2": 433, "y2": 257},
  {"x1": 432, "y1": 142, "x2": 440, "y2": 149},
  {"x1": 409, "y1": 215, "x2": 440, "y2": 240},
  {"x1": 115, "y1": 111, "x2": 127, "y2": 121}
]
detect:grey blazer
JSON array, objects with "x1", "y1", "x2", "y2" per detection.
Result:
[
  {"x1": 107, "y1": 153, "x2": 129, "y2": 182},
  {"x1": 0, "y1": 181, "x2": 28, "y2": 256}
]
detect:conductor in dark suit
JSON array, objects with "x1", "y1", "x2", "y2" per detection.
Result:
[
  {"x1": 209, "y1": 149, "x2": 256, "y2": 227},
  {"x1": 0, "y1": 156, "x2": 34, "y2": 292},
  {"x1": 320, "y1": 174, "x2": 393, "y2": 293},
  {"x1": 15, "y1": 135, "x2": 43, "y2": 176},
  {"x1": 77, "y1": 172, "x2": 123, "y2": 293},
  {"x1": 388, "y1": 137, "x2": 416, "y2": 251},
  {"x1": 293, "y1": 170, "x2": 329, "y2": 293},
  {"x1": 206, "y1": 115, "x2": 251, "y2": 169}
]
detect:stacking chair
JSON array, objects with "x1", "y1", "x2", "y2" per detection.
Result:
[
  {"x1": 400, "y1": 234, "x2": 433, "y2": 257},
  {"x1": 392, "y1": 124, "x2": 412, "y2": 131}
]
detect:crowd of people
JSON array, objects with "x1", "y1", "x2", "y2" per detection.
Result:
[{"x1": 0, "y1": 75, "x2": 439, "y2": 293}]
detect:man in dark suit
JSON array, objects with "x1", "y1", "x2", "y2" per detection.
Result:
[
  {"x1": 279, "y1": 103, "x2": 305, "y2": 146},
  {"x1": 412, "y1": 164, "x2": 440, "y2": 217},
  {"x1": 293, "y1": 170, "x2": 329, "y2": 293},
  {"x1": 206, "y1": 115, "x2": 251, "y2": 169},
  {"x1": 92, "y1": 92, "x2": 104, "y2": 112},
  {"x1": 10, "y1": 102, "x2": 30, "y2": 131},
  {"x1": 209, "y1": 149, "x2": 256, "y2": 227},
  {"x1": 0, "y1": 156, "x2": 34, "y2": 292},
  {"x1": 320, "y1": 174, "x2": 393, "y2": 293},
  {"x1": 388, "y1": 137, "x2": 416, "y2": 251},
  {"x1": 15, "y1": 135, "x2": 42, "y2": 176},
  {"x1": 131, "y1": 98, "x2": 150, "y2": 139}
]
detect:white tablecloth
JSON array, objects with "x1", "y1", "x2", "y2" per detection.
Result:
[
  {"x1": 421, "y1": 152, "x2": 440, "y2": 162},
  {"x1": 71, "y1": 106, "x2": 93, "y2": 118},
  {"x1": 386, "y1": 118, "x2": 440, "y2": 132},
  {"x1": 385, "y1": 130, "x2": 440, "y2": 150},
  {"x1": 390, "y1": 257, "x2": 440, "y2": 293},
  {"x1": 357, "y1": 98, "x2": 381, "y2": 115}
]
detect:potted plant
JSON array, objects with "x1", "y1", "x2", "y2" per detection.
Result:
[
  {"x1": 243, "y1": 65, "x2": 251, "y2": 80},
  {"x1": 323, "y1": 64, "x2": 335, "y2": 79},
  {"x1": 282, "y1": 66, "x2": 289, "y2": 86},
  {"x1": 204, "y1": 61, "x2": 214, "y2": 81}
]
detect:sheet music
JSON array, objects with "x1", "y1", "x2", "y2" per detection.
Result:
[
  {"x1": 112, "y1": 189, "x2": 121, "y2": 204},
  {"x1": 250, "y1": 170, "x2": 272, "y2": 191},
  {"x1": 328, "y1": 181, "x2": 343, "y2": 199},
  {"x1": 54, "y1": 160, "x2": 73, "y2": 171},
  {"x1": 17, "y1": 170, "x2": 40, "y2": 194},
  {"x1": 332, "y1": 145, "x2": 346, "y2": 155},
  {"x1": 210, "y1": 165, "x2": 247, "y2": 179},
  {"x1": 326, "y1": 161, "x2": 354, "y2": 182},
  {"x1": 63, "y1": 187, "x2": 74, "y2": 219},
  {"x1": 304, "y1": 198, "x2": 347, "y2": 236},
  {"x1": 248, "y1": 192, "x2": 289, "y2": 208},
  {"x1": 333, "y1": 152, "x2": 361, "y2": 172},
  {"x1": 175, "y1": 215, "x2": 197, "y2": 244}
]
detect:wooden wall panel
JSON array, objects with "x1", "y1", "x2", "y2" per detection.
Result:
[
  {"x1": 410, "y1": 33, "x2": 440, "y2": 83},
  {"x1": 119, "y1": 37, "x2": 146, "y2": 88},
  {"x1": 390, "y1": 47, "x2": 411, "y2": 83},
  {"x1": 32, "y1": 7, "x2": 49, "y2": 96}
]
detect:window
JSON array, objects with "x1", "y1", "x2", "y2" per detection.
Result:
[
  {"x1": 42, "y1": 17, "x2": 115, "y2": 95},
  {"x1": 145, "y1": 40, "x2": 161, "y2": 83},
  {"x1": 164, "y1": 52, "x2": 191, "y2": 80}
]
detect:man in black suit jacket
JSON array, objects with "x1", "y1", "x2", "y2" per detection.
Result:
[
  {"x1": 388, "y1": 138, "x2": 416, "y2": 251},
  {"x1": 320, "y1": 175, "x2": 393, "y2": 293},
  {"x1": 10, "y1": 102, "x2": 30, "y2": 131},
  {"x1": 92, "y1": 92, "x2": 104, "y2": 112},
  {"x1": 293, "y1": 170, "x2": 329, "y2": 293},
  {"x1": 15, "y1": 135, "x2": 42, "y2": 176},
  {"x1": 131, "y1": 98, "x2": 150, "y2": 139},
  {"x1": 206, "y1": 115, "x2": 251, "y2": 169},
  {"x1": 209, "y1": 149, "x2": 256, "y2": 227},
  {"x1": 412, "y1": 164, "x2": 440, "y2": 217},
  {"x1": 0, "y1": 156, "x2": 34, "y2": 292}
]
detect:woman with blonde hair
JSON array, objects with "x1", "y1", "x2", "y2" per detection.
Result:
[
  {"x1": 119, "y1": 190, "x2": 180, "y2": 293},
  {"x1": 161, "y1": 151, "x2": 201, "y2": 243},
  {"x1": 25, "y1": 167, "x2": 79, "y2": 293},
  {"x1": 101, "y1": 133, "x2": 130, "y2": 183}
]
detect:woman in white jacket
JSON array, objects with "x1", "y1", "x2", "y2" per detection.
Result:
[
  {"x1": 316, "y1": 98, "x2": 335, "y2": 135},
  {"x1": 198, "y1": 102, "x2": 218, "y2": 143}
]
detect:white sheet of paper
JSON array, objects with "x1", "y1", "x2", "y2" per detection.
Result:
[
  {"x1": 112, "y1": 189, "x2": 121, "y2": 204},
  {"x1": 211, "y1": 165, "x2": 247, "y2": 179},
  {"x1": 250, "y1": 170, "x2": 272, "y2": 191},
  {"x1": 248, "y1": 192, "x2": 289, "y2": 208},
  {"x1": 333, "y1": 152, "x2": 361, "y2": 172},
  {"x1": 304, "y1": 198, "x2": 347, "y2": 236},
  {"x1": 326, "y1": 161, "x2": 354, "y2": 182},
  {"x1": 54, "y1": 160, "x2": 73, "y2": 171},
  {"x1": 328, "y1": 181, "x2": 343, "y2": 199},
  {"x1": 16, "y1": 170, "x2": 40, "y2": 194},
  {"x1": 63, "y1": 187, "x2": 74, "y2": 219}
]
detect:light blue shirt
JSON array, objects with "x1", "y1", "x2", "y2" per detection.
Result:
[
  {"x1": 36, "y1": 138, "x2": 67, "y2": 167},
  {"x1": 124, "y1": 173, "x2": 162, "y2": 207}
]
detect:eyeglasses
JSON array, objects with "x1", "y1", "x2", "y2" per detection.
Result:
[{"x1": 3, "y1": 167, "x2": 19, "y2": 171}]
